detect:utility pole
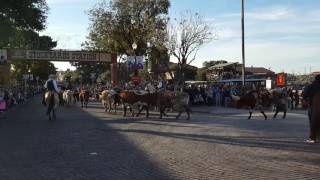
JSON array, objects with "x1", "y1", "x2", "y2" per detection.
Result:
[
  {"x1": 241, "y1": 0, "x2": 246, "y2": 87},
  {"x1": 309, "y1": 66, "x2": 312, "y2": 74}
]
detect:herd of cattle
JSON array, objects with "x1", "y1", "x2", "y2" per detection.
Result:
[
  {"x1": 60, "y1": 89, "x2": 191, "y2": 120},
  {"x1": 58, "y1": 87, "x2": 290, "y2": 120}
]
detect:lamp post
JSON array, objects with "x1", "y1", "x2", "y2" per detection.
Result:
[
  {"x1": 132, "y1": 42, "x2": 137, "y2": 70},
  {"x1": 24, "y1": 69, "x2": 31, "y2": 99},
  {"x1": 146, "y1": 42, "x2": 152, "y2": 73},
  {"x1": 90, "y1": 73, "x2": 96, "y2": 86},
  {"x1": 36, "y1": 76, "x2": 39, "y2": 93},
  {"x1": 241, "y1": 0, "x2": 246, "y2": 87},
  {"x1": 80, "y1": 70, "x2": 84, "y2": 87}
]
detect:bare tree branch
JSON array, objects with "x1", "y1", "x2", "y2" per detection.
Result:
[{"x1": 166, "y1": 10, "x2": 215, "y2": 88}]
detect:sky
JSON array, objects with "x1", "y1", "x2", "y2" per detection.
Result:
[{"x1": 41, "y1": 0, "x2": 320, "y2": 74}]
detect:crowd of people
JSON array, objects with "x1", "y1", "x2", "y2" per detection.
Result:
[
  {"x1": 183, "y1": 84, "x2": 306, "y2": 109},
  {"x1": 0, "y1": 85, "x2": 42, "y2": 112}
]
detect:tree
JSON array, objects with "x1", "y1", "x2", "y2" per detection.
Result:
[
  {"x1": 86, "y1": 0, "x2": 169, "y2": 55},
  {"x1": 196, "y1": 68, "x2": 207, "y2": 81},
  {"x1": 0, "y1": 0, "x2": 48, "y2": 48},
  {"x1": 202, "y1": 60, "x2": 227, "y2": 68},
  {"x1": 97, "y1": 70, "x2": 111, "y2": 84},
  {"x1": 84, "y1": 0, "x2": 170, "y2": 82},
  {"x1": 64, "y1": 69, "x2": 81, "y2": 83},
  {"x1": 71, "y1": 62, "x2": 110, "y2": 84},
  {"x1": 169, "y1": 63, "x2": 197, "y2": 81},
  {"x1": 148, "y1": 45, "x2": 169, "y2": 78},
  {"x1": 10, "y1": 31, "x2": 57, "y2": 81},
  {"x1": 195, "y1": 60, "x2": 228, "y2": 81},
  {"x1": 166, "y1": 11, "x2": 215, "y2": 88}
]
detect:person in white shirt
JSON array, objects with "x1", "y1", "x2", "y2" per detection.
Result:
[
  {"x1": 42, "y1": 74, "x2": 60, "y2": 107},
  {"x1": 44, "y1": 74, "x2": 60, "y2": 93}
]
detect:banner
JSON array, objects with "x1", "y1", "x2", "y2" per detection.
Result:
[
  {"x1": 266, "y1": 79, "x2": 272, "y2": 89},
  {"x1": 5, "y1": 49, "x2": 116, "y2": 62},
  {"x1": 127, "y1": 56, "x2": 144, "y2": 70},
  {"x1": 276, "y1": 73, "x2": 286, "y2": 86}
]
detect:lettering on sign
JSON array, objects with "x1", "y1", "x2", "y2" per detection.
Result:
[
  {"x1": 7, "y1": 49, "x2": 115, "y2": 62},
  {"x1": 27, "y1": 50, "x2": 99, "y2": 62}
]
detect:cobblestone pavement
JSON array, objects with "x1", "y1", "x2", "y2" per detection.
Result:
[{"x1": 0, "y1": 97, "x2": 319, "y2": 180}]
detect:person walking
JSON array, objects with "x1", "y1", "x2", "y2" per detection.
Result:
[
  {"x1": 294, "y1": 90, "x2": 300, "y2": 109},
  {"x1": 303, "y1": 75, "x2": 320, "y2": 143},
  {"x1": 215, "y1": 88, "x2": 221, "y2": 106}
]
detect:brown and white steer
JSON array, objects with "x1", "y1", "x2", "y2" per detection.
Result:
[
  {"x1": 119, "y1": 90, "x2": 158, "y2": 118},
  {"x1": 100, "y1": 90, "x2": 121, "y2": 113}
]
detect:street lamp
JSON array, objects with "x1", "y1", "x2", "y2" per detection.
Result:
[
  {"x1": 146, "y1": 42, "x2": 152, "y2": 73},
  {"x1": 24, "y1": 69, "x2": 31, "y2": 98},
  {"x1": 132, "y1": 42, "x2": 137, "y2": 69},
  {"x1": 241, "y1": 0, "x2": 246, "y2": 87},
  {"x1": 132, "y1": 42, "x2": 137, "y2": 51}
]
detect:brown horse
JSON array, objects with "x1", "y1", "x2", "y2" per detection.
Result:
[
  {"x1": 44, "y1": 91, "x2": 59, "y2": 121},
  {"x1": 79, "y1": 90, "x2": 90, "y2": 108},
  {"x1": 272, "y1": 89, "x2": 288, "y2": 119},
  {"x1": 232, "y1": 90, "x2": 273, "y2": 120}
]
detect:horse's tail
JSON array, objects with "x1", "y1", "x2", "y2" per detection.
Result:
[{"x1": 47, "y1": 93, "x2": 55, "y2": 115}]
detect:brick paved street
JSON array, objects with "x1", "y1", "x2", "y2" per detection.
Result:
[{"x1": 0, "y1": 97, "x2": 319, "y2": 180}]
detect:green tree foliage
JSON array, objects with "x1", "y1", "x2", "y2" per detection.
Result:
[
  {"x1": 0, "y1": 0, "x2": 54, "y2": 83},
  {"x1": 195, "y1": 60, "x2": 228, "y2": 81},
  {"x1": 64, "y1": 69, "x2": 81, "y2": 83},
  {"x1": 196, "y1": 68, "x2": 207, "y2": 81},
  {"x1": 148, "y1": 45, "x2": 169, "y2": 76},
  {"x1": 10, "y1": 31, "x2": 57, "y2": 81},
  {"x1": 202, "y1": 60, "x2": 227, "y2": 68},
  {"x1": 71, "y1": 62, "x2": 110, "y2": 84},
  {"x1": 0, "y1": 0, "x2": 48, "y2": 47},
  {"x1": 97, "y1": 70, "x2": 111, "y2": 83},
  {"x1": 84, "y1": 0, "x2": 170, "y2": 82},
  {"x1": 85, "y1": 0, "x2": 170, "y2": 55}
]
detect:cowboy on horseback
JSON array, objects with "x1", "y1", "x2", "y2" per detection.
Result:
[
  {"x1": 43, "y1": 74, "x2": 60, "y2": 120},
  {"x1": 303, "y1": 74, "x2": 320, "y2": 143}
]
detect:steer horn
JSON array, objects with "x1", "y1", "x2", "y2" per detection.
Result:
[{"x1": 231, "y1": 95, "x2": 240, "y2": 101}]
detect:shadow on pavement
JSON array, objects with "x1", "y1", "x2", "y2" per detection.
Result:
[
  {"x1": 112, "y1": 128, "x2": 320, "y2": 154},
  {"x1": 0, "y1": 97, "x2": 176, "y2": 180}
]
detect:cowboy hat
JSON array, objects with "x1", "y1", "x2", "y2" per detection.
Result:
[{"x1": 48, "y1": 74, "x2": 56, "y2": 79}]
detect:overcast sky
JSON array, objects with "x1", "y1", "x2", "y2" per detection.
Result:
[{"x1": 42, "y1": 0, "x2": 320, "y2": 74}]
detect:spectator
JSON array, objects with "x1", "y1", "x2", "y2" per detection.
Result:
[
  {"x1": 294, "y1": 90, "x2": 300, "y2": 109},
  {"x1": 215, "y1": 88, "x2": 222, "y2": 106}
]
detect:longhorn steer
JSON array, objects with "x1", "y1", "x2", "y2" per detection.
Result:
[
  {"x1": 119, "y1": 91, "x2": 157, "y2": 118},
  {"x1": 100, "y1": 90, "x2": 121, "y2": 113}
]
